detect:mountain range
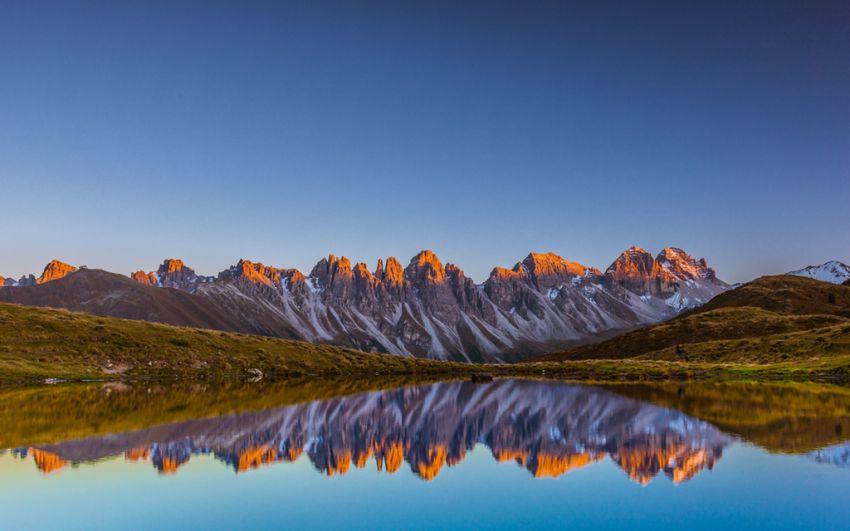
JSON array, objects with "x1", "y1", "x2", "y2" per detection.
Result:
[{"x1": 0, "y1": 247, "x2": 728, "y2": 362}]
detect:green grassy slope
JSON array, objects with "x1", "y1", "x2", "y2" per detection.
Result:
[
  {"x1": 0, "y1": 301, "x2": 466, "y2": 381},
  {"x1": 536, "y1": 275, "x2": 850, "y2": 364}
]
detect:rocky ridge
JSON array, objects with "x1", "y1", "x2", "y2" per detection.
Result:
[{"x1": 1, "y1": 247, "x2": 728, "y2": 361}]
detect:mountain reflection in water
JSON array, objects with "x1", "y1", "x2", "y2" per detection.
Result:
[{"x1": 10, "y1": 380, "x2": 732, "y2": 484}]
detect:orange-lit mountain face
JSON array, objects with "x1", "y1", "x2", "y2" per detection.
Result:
[
  {"x1": 36, "y1": 260, "x2": 76, "y2": 285},
  {"x1": 19, "y1": 380, "x2": 732, "y2": 485},
  {"x1": 26, "y1": 448, "x2": 67, "y2": 475},
  {"x1": 0, "y1": 247, "x2": 728, "y2": 362}
]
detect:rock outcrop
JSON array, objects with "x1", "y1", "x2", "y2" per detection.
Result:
[
  {"x1": 128, "y1": 259, "x2": 215, "y2": 290},
  {"x1": 36, "y1": 260, "x2": 76, "y2": 285},
  {"x1": 130, "y1": 270, "x2": 157, "y2": 286},
  {"x1": 604, "y1": 247, "x2": 723, "y2": 311}
]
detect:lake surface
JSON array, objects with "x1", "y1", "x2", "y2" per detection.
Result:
[{"x1": 1, "y1": 378, "x2": 849, "y2": 530}]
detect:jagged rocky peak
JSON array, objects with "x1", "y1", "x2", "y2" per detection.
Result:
[
  {"x1": 375, "y1": 257, "x2": 405, "y2": 288},
  {"x1": 352, "y1": 262, "x2": 373, "y2": 280},
  {"x1": 603, "y1": 245, "x2": 726, "y2": 303},
  {"x1": 521, "y1": 252, "x2": 601, "y2": 291},
  {"x1": 351, "y1": 262, "x2": 383, "y2": 302},
  {"x1": 37, "y1": 259, "x2": 76, "y2": 284},
  {"x1": 154, "y1": 258, "x2": 199, "y2": 289},
  {"x1": 405, "y1": 250, "x2": 446, "y2": 285},
  {"x1": 128, "y1": 258, "x2": 214, "y2": 290},
  {"x1": 655, "y1": 247, "x2": 716, "y2": 281},
  {"x1": 0, "y1": 276, "x2": 26, "y2": 287},
  {"x1": 444, "y1": 263, "x2": 465, "y2": 280},
  {"x1": 487, "y1": 264, "x2": 526, "y2": 283},
  {"x1": 131, "y1": 270, "x2": 157, "y2": 286},
  {"x1": 606, "y1": 246, "x2": 656, "y2": 279},
  {"x1": 219, "y1": 259, "x2": 280, "y2": 286},
  {"x1": 310, "y1": 254, "x2": 354, "y2": 290},
  {"x1": 17, "y1": 274, "x2": 37, "y2": 287},
  {"x1": 604, "y1": 246, "x2": 674, "y2": 296},
  {"x1": 157, "y1": 258, "x2": 191, "y2": 275}
]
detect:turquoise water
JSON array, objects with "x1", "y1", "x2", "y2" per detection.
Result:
[{"x1": 1, "y1": 380, "x2": 848, "y2": 530}]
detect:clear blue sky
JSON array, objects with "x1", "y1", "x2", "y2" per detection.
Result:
[{"x1": 1, "y1": 1, "x2": 848, "y2": 283}]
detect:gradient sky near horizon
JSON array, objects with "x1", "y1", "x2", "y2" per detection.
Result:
[{"x1": 1, "y1": 1, "x2": 848, "y2": 284}]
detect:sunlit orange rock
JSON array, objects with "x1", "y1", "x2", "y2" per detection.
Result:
[
  {"x1": 159, "y1": 457, "x2": 180, "y2": 475},
  {"x1": 416, "y1": 445, "x2": 447, "y2": 481},
  {"x1": 130, "y1": 270, "x2": 157, "y2": 286},
  {"x1": 494, "y1": 448, "x2": 529, "y2": 465},
  {"x1": 236, "y1": 445, "x2": 278, "y2": 473},
  {"x1": 613, "y1": 436, "x2": 719, "y2": 485},
  {"x1": 29, "y1": 448, "x2": 67, "y2": 474},
  {"x1": 656, "y1": 247, "x2": 718, "y2": 282},
  {"x1": 604, "y1": 246, "x2": 718, "y2": 298},
  {"x1": 36, "y1": 260, "x2": 76, "y2": 284},
  {"x1": 528, "y1": 451, "x2": 604, "y2": 478},
  {"x1": 670, "y1": 448, "x2": 717, "y2": 484},
  {"x1": 161, "y1": 259, "x2": 187, "y2": 273},
  {"x1": 125, "y1": 447, "x2": 151, "y2": 461},
  {"x1": 374, "y1": 441, "x2": 404, "y2": 474},
  {"x1": 234, "y1": 259, "x2": 279, "y2": 286},
  {"x1": 381, "y1": 257, "x2": 405, "y2": 289},
  {"x1": 489, "y1": 267, "x2": 525, "y2": 281},
  {"x1": 405, "y1": 250, "x2": 446, "y2": 284},
  {"x1": 354, "y1": 448, "x2": 372, "y2": 469},
  {"x1": 326, "y1": 450, "x2": 352, "y2": 477},
  {"x1": 521, "y1": 252, "x2": 600, "y2": 290},
  {"x1": 285, "y1": 445, "x2": 303, "y2": 462}
]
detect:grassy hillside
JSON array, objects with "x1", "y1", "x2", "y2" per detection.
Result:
[
  {"x1": 1, "y1": 301, "x2": 850, "y2": 383},
  {"x1": 691, "y1": 275, "x2": 850, "y2": 317},
  {"x1": 0, "y1": 301, "x2": 465, "y2": 381},
  {"x1": 536, "y1": 275, "x2": 850, "y2": 364}
]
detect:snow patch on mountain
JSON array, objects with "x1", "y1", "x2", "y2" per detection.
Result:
[{"x1": 788, "y1": 261, "x2": 850, "y2": 284}]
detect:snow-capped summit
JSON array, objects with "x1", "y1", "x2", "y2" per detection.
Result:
[{"x1": 787, "y1": 261, "x2": 850, "y2": 285}]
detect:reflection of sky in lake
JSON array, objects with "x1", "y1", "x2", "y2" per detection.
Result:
[{"x1": 1, "y1": 444, "x2": 849, "y2": 530}]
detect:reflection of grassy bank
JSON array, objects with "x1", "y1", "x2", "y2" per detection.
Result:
[
  {"x1": 601, "y1": 381, "x2": 850, "y2": 453},
  {"x1": 2, "y1": 302, "x2": 850, "y2": 384},
  {"x1": 0, "y1": 377, "x2": 454, "y2": 449}
]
